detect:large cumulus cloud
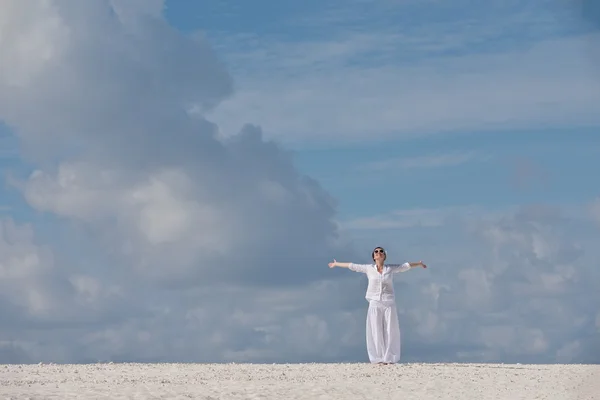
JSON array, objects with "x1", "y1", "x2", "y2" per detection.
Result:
[
  {"x1": 0, "y1": 0, "x2": 358, "y2": 363},
  {"x1": 1, "y1": 0, "x2": 345, "y2": 287}
]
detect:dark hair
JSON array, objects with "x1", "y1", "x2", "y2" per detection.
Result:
[{"x1": 372, "y1": 247, "x2": 387, "y2": 261}]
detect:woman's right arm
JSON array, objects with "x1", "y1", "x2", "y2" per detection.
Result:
[
  {"x1": 328, "y1": 259, "x2": 369, "y2": 273},
  {"x1": 328, "y1": 259, "x2": 351, "y2": 268}
]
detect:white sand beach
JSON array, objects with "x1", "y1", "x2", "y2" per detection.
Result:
[{"x1": 1, "y1": 362, "x2": 598, "y2": 399}]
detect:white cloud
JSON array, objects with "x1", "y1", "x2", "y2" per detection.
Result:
[
  {"x1": 0, "y1": 216, "x2": 129, "y2": 339},
  {"x1": 341, "y1": 203, "x2": 599, "y2": 363},
  {"x1": 1, "y1": 0, "x2": 346, "y2": 287},
  {"x1": 0, "y1": 0, "x2": 70, "y2": 88},
  {"x1": 341, "y1": 205, "x2": 494, "y2": 230},
  {"x1": 0, "y1": 0, "x2": 357, "y2": 363}
]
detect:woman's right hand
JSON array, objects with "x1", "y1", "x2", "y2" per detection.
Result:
[{"x1": 328, "y1": 259, "x2": 337, "y2": 268}]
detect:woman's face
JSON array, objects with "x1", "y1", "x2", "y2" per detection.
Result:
[{"x1": 373, "y1": 247, "x2": 386, "y2": 262}]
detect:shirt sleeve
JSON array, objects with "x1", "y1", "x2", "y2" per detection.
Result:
[
  {"x1": 348, "y1": 263, "x2": 370, "y2": 273},
  {"x1": 389, "y1": 262, "x2": 411, "y2": 273}
]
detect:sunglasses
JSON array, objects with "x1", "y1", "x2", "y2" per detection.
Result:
[{"x1": 373, "y1": 249, "x2": 385, "y2": 254}]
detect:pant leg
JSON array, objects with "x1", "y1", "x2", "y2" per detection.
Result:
[
  {"x1": 366, "y1": 301, "x2": 385, "y2": 363},
  {"x1": 382, "y1": 303, "x2": 401, "y2": 363}
]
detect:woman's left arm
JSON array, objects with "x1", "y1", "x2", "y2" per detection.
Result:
[{"x1": 390, "y1": 261, "x2": 427, "y2": 273}]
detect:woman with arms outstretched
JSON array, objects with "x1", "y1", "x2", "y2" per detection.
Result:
[{"x1": 328, "y1": 247, "x2": 426, "y2": 365}]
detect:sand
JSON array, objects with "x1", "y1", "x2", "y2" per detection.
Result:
[{"x1": 1, "y1": 362, "x2": 598, "y2": 399}]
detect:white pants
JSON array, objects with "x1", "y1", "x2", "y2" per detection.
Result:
[{"x1": 366, "y1": 300, "x2": 401, "y2": 363}]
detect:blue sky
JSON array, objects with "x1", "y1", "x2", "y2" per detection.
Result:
[
  {"x1": 0, "y1": 0, "x2": 598, "y2": 364},
  {"x1": 163, "y1": 0, "x2": 600, "y2": 220}
]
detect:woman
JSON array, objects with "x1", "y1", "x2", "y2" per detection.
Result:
[{"x1": 328, "y1": 247, "x2": 426, "y2": 365}]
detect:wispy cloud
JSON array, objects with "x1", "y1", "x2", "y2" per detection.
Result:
[
  {"x1": 341, "y1": 205, "x2": 492, "y2": 230},
  {"x1": 202, "y1": 1, "x2": 600, "y2": 146},
  {"x1": 358, "y1": 152, "x2": 484, "y2": 172},
  {"x1": 208, "y1": 36, "x2": 600, "y2": 146}
]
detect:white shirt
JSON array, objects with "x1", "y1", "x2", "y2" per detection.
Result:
[{"x1": 349, "y1": 262, "x2": 411, "y2": 302}]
